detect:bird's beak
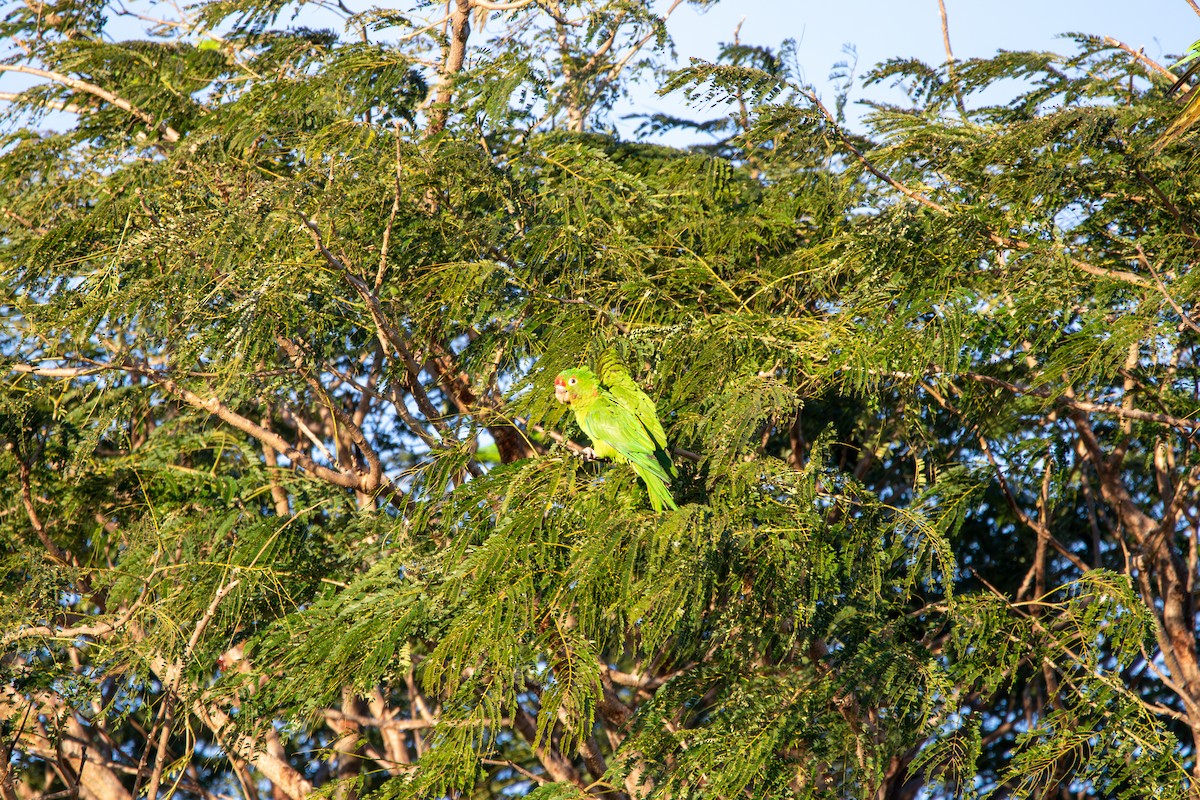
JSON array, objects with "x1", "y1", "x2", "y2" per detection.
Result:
[{"x1": 554, "y1": 378, "x2": 569, "y2": 403}]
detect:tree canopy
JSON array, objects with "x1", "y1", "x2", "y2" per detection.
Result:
[{"x1": 2, "y1": 1, "x2": 1200, "y2": 798}]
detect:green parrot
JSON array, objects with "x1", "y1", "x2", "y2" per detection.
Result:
[{"x1": 554, "y1": 356, "x2": 678, "y2": 512}]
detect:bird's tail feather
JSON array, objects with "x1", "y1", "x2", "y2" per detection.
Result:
[
  {"x1": 631, "y1": 460, "x2": 678, "y2": 512},
  {"x1": 654, "y1": 447, "x2": 678, "y2": 478}
]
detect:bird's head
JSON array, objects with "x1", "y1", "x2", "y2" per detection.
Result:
[{"x1": 554, "y1": 367, "x2": 597, "y2": 404}]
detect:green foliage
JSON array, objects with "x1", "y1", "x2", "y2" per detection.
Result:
[{"x1": 2, "y1": 2, "x2": 1199, "y2": 799}]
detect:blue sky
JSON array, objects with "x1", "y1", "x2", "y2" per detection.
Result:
[
  {"x1": 666, "y1": 0, "x2": 1197, "y2": 89},
  {"x1": 3, "y1": 0, "x2": 1197, "y2": 137},
  {"x1": 627, "y1": 0, "x2": 1200, "y2": 134}
]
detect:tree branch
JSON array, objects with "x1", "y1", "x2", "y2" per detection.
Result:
[
  {"x1": 1135, "y1": 244, "x2": 1200, "y2": 336},
  {"x1": 276, "y1": 335, "x2": 385, "y2": 493},
  {"x1": 0, "y1": 89, "x2": 82, "y2": 113},
  {"x1": 0, "y1": 64, "x2": 180, "y2": 142},
  {"x1": 472, "y1": 0, "x2": 536, "y2": 10},
  {"x1": 797, "y1": 84, "x2": 1176, "y2": 294},
  {"x1": 296, "y1": 211, "x2": 485, "y2": 476},
  {"x1": 426, "y1": 0, "x2": 472, "y2": 135},
  {"x1": 18, "y1": 459, "x2": 73, "y2": 566},
  {"x1": 1102, "y1": 36, "x2": 1177, "y2": 82},
  {"x1": 935, "y1": 0, "x2": 968, "y2": 118},
  {"x1": 131, "y1": 363, "x2": 364, "y2": 489},
  {"x1": 2, "y1": 599, "x2": 144, "y2": 649},
  {"x1": 511, "y1": 706, "x2": 585, "y2": 788},
  {"x1": 145, "y1": 576, "x2": 241, "y2": 800},
  {"x1": 874, "y1": 367, "x2": 1200, "y2": 434}
]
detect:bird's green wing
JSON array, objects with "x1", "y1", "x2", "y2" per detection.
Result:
[
  {"x1": 579, "y1": 396, "x2": 677, "y2": 511},
  {"x1": 596, "y1": 349, "x2": 669, "y2": 450},
  {"x1": 1174, "y1": 38, "x2": 1200, "y2": 71},
  {"x1": 577, "y1": 394, "x2": 659, "y2": 460}
]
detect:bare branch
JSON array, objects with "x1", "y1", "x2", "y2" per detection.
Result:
[
  {"x1": 396, "y1": 13, "x2": 451, "y2": 44},
  {"x1": 1068, "y1": 255, "x2": 1153, "y2": 289},
  {"x1": 2, "y1": 207, "x2": 49, "y2": 235},
  {"x1": 2, "y1": 599, "x2": 143, "y2": 649},
  {"x1": 132, "y1": 364, "x2": 364, "y2": 489},
  {"x1": 472, "y1": 0, "x2": 535, "y2": 9},
  {"x1": 1102, "y1": 36, "x2": 1177, "y2": 82},
  {"x1": 1135, "y1": 244, "x2": 1200, "y2": 336},
  {"x1": 935, "y1": 0, "x2": 968, "y2": 118},
  {"x1": 9, "y1": 363, "x2": 102, "y2": 378},
  {"x1": 276, "y1": 335, "x2": 385, "y2": 493},
  {"x1": 190, "y1": 701, "x2": 313, "y2": 800}
]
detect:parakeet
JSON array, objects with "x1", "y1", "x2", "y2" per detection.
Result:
[{"x1": 553, "y1": 358, "x2": 678, "y2": 512}]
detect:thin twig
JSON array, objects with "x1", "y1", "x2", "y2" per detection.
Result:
[
  {"x1": 800, "y1": 86, "x2": 948, "y2": 214},
  {"x1": 1135, "y1": 244, "x2": 1200, "y2": 335},
  {"x1": 376, "y1": 124, "x2": 403, "y2": 292},
  {"x1": 481, "y1": 757, "x2": 548, "y2": 785},
  {"x1": 18, "y1": 461, "x2": 72, "y2": 566},
  {"x1": 279, "y1": 404, "x2": 338, "y2": 463},
  {"x1": 297, "y1": 211, "x2": 485, "y2": 477},
  {"x1": 920, "y1": 380, "x2": 1093, "y2": 575},
  {"x1": 276, "y1": 335, "x2": 385, "y2": 492}
]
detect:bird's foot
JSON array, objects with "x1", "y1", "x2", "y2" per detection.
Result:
[{"x1": 580, "y1": 446, "x2": 596, "y2": 460}]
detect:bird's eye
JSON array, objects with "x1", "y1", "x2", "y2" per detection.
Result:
[{"x1": 568, "y1": 378, "x2": 577, "y2": 385}]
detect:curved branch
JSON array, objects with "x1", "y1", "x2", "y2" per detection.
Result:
[
  {"x1": 0, "y1": 64, "x2": 180, "y2": 142},
  {"x1": 125, "y1": 363, "x2": 363, "y2": 489},
  {"x1": 275, "y1": 336, "x2": 385, "y2": 493}
]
